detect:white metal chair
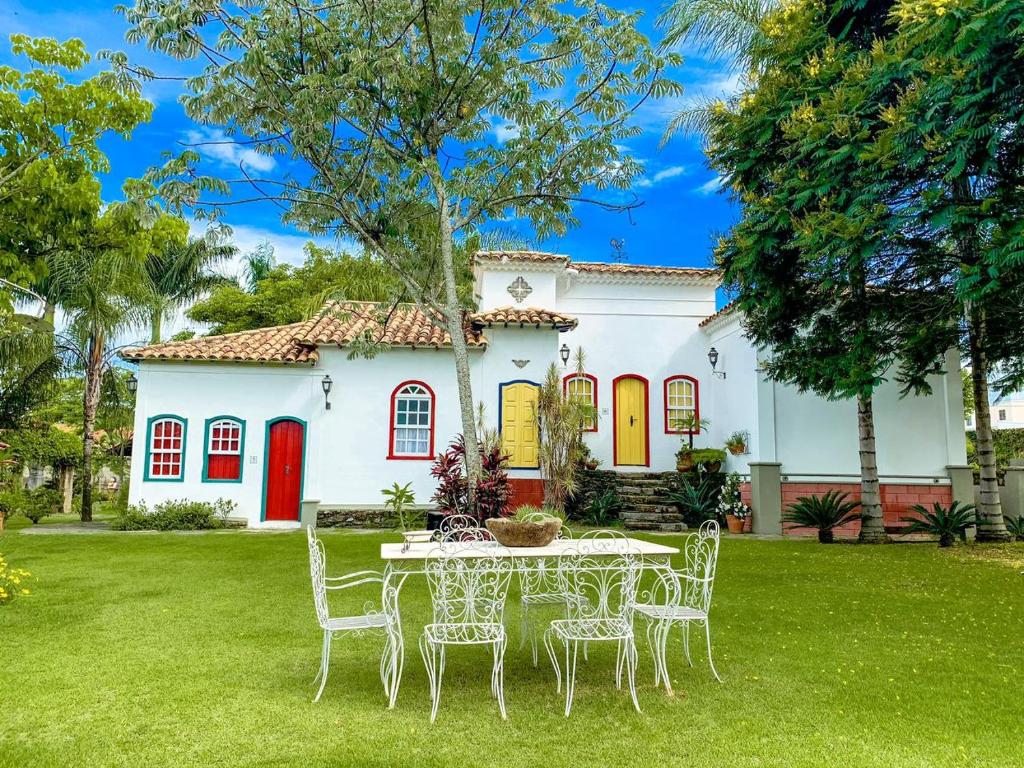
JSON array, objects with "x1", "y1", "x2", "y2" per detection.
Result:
[
  {"x1": 437, "y1": 514, "x2": 493, "y2": 543},
  {"x1": 543, "y1": 537, "x2": 643, "y2": 716},
  {"x1": 419, "y1": 545, "x2": 514, "y2": 723},
  {"x1": 518, "y1": 523, "x2": 576, "y2": 666},
  {"x1": 634, "y1": 521, "x2": 722, "y2": 692},
  {"x1": 307, "y1": 526, "x2": 397, "y2": 702}
]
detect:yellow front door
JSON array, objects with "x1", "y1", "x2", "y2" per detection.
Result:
[
  {"x1": 615, "y1": 376, "x2": 648, "y2": 466},
  {"x1": 500, "y1": 381, "x2": 540, "y2": 468}
]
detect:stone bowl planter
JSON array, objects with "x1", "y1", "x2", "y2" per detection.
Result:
[{"x1": 485, "y1": 517, "x2": 562, "y2": 547}]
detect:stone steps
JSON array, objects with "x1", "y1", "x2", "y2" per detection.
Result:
[{"x1": 603, "y1": 471, "x2": 686, "y2": 532}]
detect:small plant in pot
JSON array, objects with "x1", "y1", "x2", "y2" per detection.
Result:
[
  {"x1": 783, "y1": 490, "x2": 861, "y2": 544},
  {"x1": 725, "y1": 431, "x2": 748, "y2": 456},
  {"x1": 485, "y1": 505, "x2": 564, "y2": 547},
  {"x1": 674, "y1": 413, "x2": 712, "y2": 471},
  {"x1": 1007, "y1": 516, "x2": 1024, "y2": 542},
  {"x1": 717, "y1": 472, "x2": 750, "y2": 534},
  {"x1": 689, "y1": 448, "x2": 726, "y2": 474}
]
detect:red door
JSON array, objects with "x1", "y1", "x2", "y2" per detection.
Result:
[{"x1": 264, "y1": 419, "x2": 304, "y2": 521}]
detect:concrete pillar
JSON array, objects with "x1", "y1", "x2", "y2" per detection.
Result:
[
  {"x1": 946, "y1": 465, "x2": 976, "y2": 540},
  {"x1": 1002, "y1": 466, "x2": 1024, "y2": 522},
  {"x1": 300, "y1": 499, "x2": 320, "y2": 529},
  {"x1": 749, "y1": 462, "x2": 782, "y2": 535}
]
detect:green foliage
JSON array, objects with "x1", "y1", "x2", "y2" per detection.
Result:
[
  {"x1": 724, "y1": 431, "x2": 748, "y2": 454},
  {"x1": 510, "y1": 504, "x2": 564, "y2": 523},
  {"x1": 538, "y1": 358, "x2": 596, "y2": 511},
  {"x1": 0, "y1": 35, "x2": 151, "y2": 292},
  {"x1": 717, "y1": 472, "x2": 749, "y2": 520},
  {"x1": 20, "y1": 488, "x2": 62, "y2": 525},
  {"x1": 1006, "y1": 516, "x2": 1024, "y2": 542},
  {"x1": 901, "y1": 501, "x2": 978, "y2": 548},
  {"x1": 687, "y1": 448, "x2": 727, "y2": 468},
  {"x1": 187, "y1": 245, "x2": 402, "y2": 335},
  {"x1": 783, "y1": 491, "x2": 861, "y2": 544},
  {"x1": 961, "y1": 370, "x2": 975, "y2": 422},
  {"x1": 111, "y1": 498, "x2": 236, "y2": 531},
  {"x1": 582, "y1": 490, "x2": 622, "y2": 527},
  {"x1": 381, "y1": 481, "x2": 420, "y2": 532},
  {"x1": 966, "y1": 429, "x2": 1024, "y2": 470},
  {"x1": 668, "y1": 475, "x2": 722, "y2": 528},
  {"x1": 1, "y1": 426, "x2": 81, "y2": 471}
]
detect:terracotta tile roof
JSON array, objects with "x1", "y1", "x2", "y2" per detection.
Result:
[
  {"x1": 698, "y1": 299, "x2": 739, "y2": 328},
  {"x1": 573, "y1": 262, "x2": 717, "y2": 279},
  {"x1": 469, "y1": 306, "x2": 578, "y2": 331},
  {"x1": 473, "y1": 250, "x2": 568, "y2": 264},
  {"x1": 122, "y1": 302, "x2": 485, "y2": 364},
  {"x1": 122, "y1": 321, "x2": 318, "y2": 364},
  {"x1": 295, "y1": 302, "x2": 484, "y2": 349}
]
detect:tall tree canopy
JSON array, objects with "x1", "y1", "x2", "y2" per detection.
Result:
[
  {"x1": 0, "y1": 35, "x2": 152, "y2": 296},
  {"x1": 120, "y1": 0, "x2": 680, "y2": 485}
]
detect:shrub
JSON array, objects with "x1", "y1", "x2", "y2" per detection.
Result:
[
  {"x1": 477, "y1": 442, "x2": 512, "y2": 520},
  {"x1": 901, "y1": 501, "x2": 977, "y2": 548},
  {"x1": 0, "y1": 553, "x2": 31, "y2": 605},
  {"x1": 510, "y1": 504, "x2": 563, "y2": 522},
  {"x1": 689, "y1": 448, "x2": 727, "y2": 468},
  {"x1": 111, "y1": 499, "x2": 236, "y2": 531},
  {"x1": 1007, "y1": 516, "x2": 1024, "y2": 542},
  {"x1": 23, "y1": 488, "x2": 62, "y2": 524},
  {"x1": 429, "y1": 436, "x2": 511, "y2": 520},
  {"x1": 381, "y1": 482, "x2": 421, "y2": 532},
  {"x1": 783, "y1": 490, "x2": 861, "y2": 543},
  {"x1": 717, "y1": 472, "x2": 750, "y2": 520},
  {"x1": 582, "y1": 490, "x2": 622, "y2": 527},
  {"x1": 668, "y1": 475, "x2": 721, "y2": 528},
  {"x1": 966, "y1": 428, "x2": 1024, "y2": 469}
]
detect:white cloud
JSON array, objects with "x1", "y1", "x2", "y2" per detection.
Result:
[
  {"x1": 493, "y1": 122, "x2": 521, "y2": 143},
  {"x1": 184, "y1": 127, "x2": 278, "y2": 173},
  {"x1": 636, "y1": 165, "x2": 687, "y2": 189},
  {"x1": 693, "y1": 175, "x2": 725, "y2": 196}
]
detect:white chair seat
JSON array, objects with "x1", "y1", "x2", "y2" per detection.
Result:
[
  {"x1": 633, "y1": 604, "x2": 707, "y2": 622},
  {"x1": 550, "y1": 617, "x2": 632, "y2": 641},
  {"x1": 325, "y1": 613, "x2": 389, "y2": 632},
  {"x1": 522, "y1": 591, "x2": 586, "y2": 606},
  {"x1": 425, "y1": 622, "x2": 506, "y2": 645}
]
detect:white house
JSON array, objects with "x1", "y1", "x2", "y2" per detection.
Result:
[{"x1": 123, "y1": 250, "x2": 969, "y2": 533}]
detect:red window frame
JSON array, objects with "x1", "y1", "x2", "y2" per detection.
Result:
[
  {"x1": 387, "y1": 380, "x2": 436, "y2": 460},
  {"x1": 664, "y1": 375, "x2": 700, "y2": 434},
  {"x1": 562, "y1": 373, "x2": 598, "y2": 432}
]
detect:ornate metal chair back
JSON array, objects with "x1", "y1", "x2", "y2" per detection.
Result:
[
  {"x1": 438, "y1": 514, "x2": 493, "y2": 543},
  {"x1": 307, "y1": 526, "x2": 330, "y2": 629},
  {"x1": 424, "y1": 546, "x2": 514, "y2": 627},
  {"x1": 557, "y1": 549, "x2": 641, "y2": 623}
]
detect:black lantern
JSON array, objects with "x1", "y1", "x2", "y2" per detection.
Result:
[
  {"x1": 708, "y1": 347, "x2": 726, "y2": 379},
  {"x1": 126, "y1": 373, "x2": 138, "y2": 394},
  {"x1": 559, "y1": 343, "x2": 571, "y2": 366},
  {"x1": 321, "y1": 374, "x2": 333, "y2": 410}
]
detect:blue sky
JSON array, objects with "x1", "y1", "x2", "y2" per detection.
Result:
[{"x1": 0, "y1": 0, "x2": 739, "y2": 273}]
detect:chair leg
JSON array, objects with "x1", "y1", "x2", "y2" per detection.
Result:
[
  {"x1": 704, "y1": 620, "x2": 722, "y2": 683},
  {"x1": 519, "y1": 601, "x2": 530, "y2": 651},
  {"x1": 657, "y1": 621, "x2": 674, "y2": 695},
  {"x1": 682, "y1": 621, "x2": 693, "y2": 667},
  {"x1": 645, "y1": 620, "x2": 661, "y2": 687},
  {"x1": 626, "y1": 637, "x2": 641, "y2": 713},
  {"x1": 564, "y1": 640, "x2": 580, "y2": 717},
  {"x1": 495, "y1": 636, "x2": 508, "y2": 720},
  {"x1": 419, "y1": 634, "x2": 443, "y2": 723},
  {"x1": 615, "y1": 639, "x2": 624, "y2": 690},
  {"x1": 543, "y1": 628, "x2": 562, "y2": 694},
  {"x1": 313, "y1": 631, "x2": 331, "y2": 703}
]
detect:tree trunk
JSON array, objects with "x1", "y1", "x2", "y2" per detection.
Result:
[
  {"x1": 857, "y1": 393, "x2": 887, "y2": 543},
  {"x1": 43, "y1": 301, "x2": 56, "y2": 329},
  {"x1": 432, "y1": 170, "x2": 482, "y2": 493},
  {"x1": 60, "y1": 467, "x2": 74, "y2": 514},
  {"x1": 80, "y1": 329, "x2": 105, "y2": 522},
  {"x1": 150, "y1": 310, "x2": 162, "y2": 345},
  {"x1": 967, "y1": 306, "x2": 1009, "y2": 541}
]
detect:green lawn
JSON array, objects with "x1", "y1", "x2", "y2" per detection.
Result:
[{"x1": 1, "y1": 529, "x2": 1022, "y2": 768}]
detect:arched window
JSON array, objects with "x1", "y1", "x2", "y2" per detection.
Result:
[
  {"x1": 388, "y1": 381, "x2": 435, "y2": 459},
  {"x1": 664, "y1": 376, "x2": 699, "y2": 434},
  {"x1": 145, "y1": 415, "x2": 187, "y2": 481},
  {"x1": 563, "y1": 373, "x2": 598, "y2": 431},
  {"x1": 203, "y1": 417, "x2": 245, "y2": 482}
]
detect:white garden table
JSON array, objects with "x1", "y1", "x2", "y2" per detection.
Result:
[{"x1": 378, "y1": 537, "x2": 680, "y2": 708}]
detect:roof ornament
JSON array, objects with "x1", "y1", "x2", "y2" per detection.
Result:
[
  {"x1": 513, "y1": 359, "x2": 530, "y2": 369},
  {"x1": 610, "y1": 238, "x2": 628, "y2": 263},
  {"x1": 507, "y1": 275, "x2": 532, "y2": 303}
]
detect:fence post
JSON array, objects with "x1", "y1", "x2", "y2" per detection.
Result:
[
  {"x1": 300, "y1": 498, "x2": 321, "y2": 529},
  {"x1": 1002, "y1": 463, "x2": 1024, "y2": 522},
  {"x1": 749, "y1": 462, "x2": 782, "y2": 535},
  {"x1": 946, "y1": 465, "x2": 976, "y2": 540}
]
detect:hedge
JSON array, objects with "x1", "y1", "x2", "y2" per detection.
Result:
[{"x1": 966, "y1": 428, "x2": 1024, "y2": 469}]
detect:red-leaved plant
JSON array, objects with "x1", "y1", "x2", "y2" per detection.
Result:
[{"x1": 429, "y1": 436, "x2": 511, "y2": 520}]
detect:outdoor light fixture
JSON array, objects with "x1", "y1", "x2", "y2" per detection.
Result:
[
  {"x1": 559, "y1": 343, "x2": 571, "y2": 366},
  {"x1": 321, "y1": 374, "x2": 333, "y2": 410},
  {"x1": 708, "y1": 347, "x2": 726, "y2": 379},
  {"x1": 126, "y1": 373, "x2": 138, "y2": 394}
]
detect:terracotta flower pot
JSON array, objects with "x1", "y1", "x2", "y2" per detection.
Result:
[
  {"x1": 703, "y1": 460, "x2": 723, "y2": 474},
  {"x1": 727, "y1": 444, "x2": 746, "y2": 456},
  {"x1": 677, "y1": 453, "x2": 694, "y2": 472},
  {"x1": 726, "y1": 514, "x2": 745, "y2": 534}
]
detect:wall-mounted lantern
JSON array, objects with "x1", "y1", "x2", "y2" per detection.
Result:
[
  {"x1": 322, "y1": 374, "x2": 334, "y2": 410},
  {"x1": 708, "y1": 347, "x2": 726, "y2": 379},
  {"x1": 559, "y1": 343, "x2": 571, "y2": 366},
  {"x1": 126, "y1": 373, "x2": 138, "y2": 394}
]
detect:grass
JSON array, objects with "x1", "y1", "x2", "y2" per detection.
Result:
[{"x1": 1, "y1": 529, "x2": 1022, "y2": 768}]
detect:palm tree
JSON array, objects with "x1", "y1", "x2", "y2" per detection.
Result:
[
  {"x1": 145, "y1": 234, "x2": 236, "y2": 343},
  {"x1": 241, "y1": 241, "x2": 275, "y2": 293},
  {"x1": 47, "y1": 207, "x2": 148, "y2": 521}
]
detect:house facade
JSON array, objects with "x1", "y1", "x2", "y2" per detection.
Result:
[{"x1": 123, "y1": 251, "x2": 969, "y2": 532}]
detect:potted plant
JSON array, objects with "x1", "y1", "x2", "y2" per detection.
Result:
[
  {"x1": 577, "y1": 443, "x2": 600, "y2": 471},
  {"x1": 674, "y1": 414, "x2": 712, "y2": 471},
  {"x1": 689, "y1": 448, "x2": 726, "y2": 474},
  {"x1": 725, "y1": 431, "x2": 748, "y2": 456},
  {"x1": 783, "y1": 490, "x2": 861, "y2": 543},
  {"x1": 485, "y1": 505, "x2": 564, "y2": 547},
  {"x1": 717, "y1": 472, "x2": 750, "y2": 534}
]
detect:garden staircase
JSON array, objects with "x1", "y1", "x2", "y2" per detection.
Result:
[{"x1": 611, "y1": 472, "x2": 686, "y2": 532}]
